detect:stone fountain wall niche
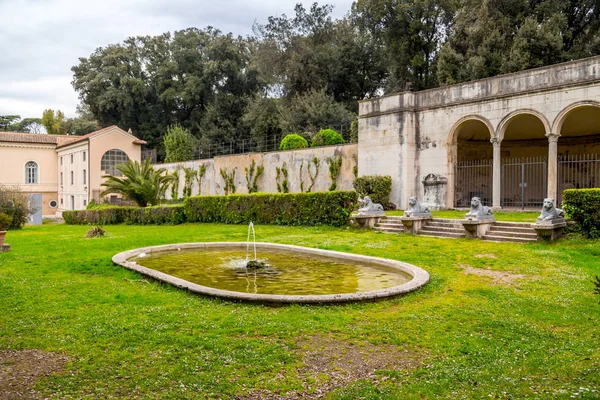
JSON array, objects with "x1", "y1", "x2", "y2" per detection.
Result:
[{"x1": 422, "y1": 174, "x2": 447, "y2": 211}]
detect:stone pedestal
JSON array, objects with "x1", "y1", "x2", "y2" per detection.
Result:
[
  {"x1": 532, "y1": 218, "x2": 566, "y2": 242},
  {"x1": 462, "y1": 219, "x2": 496, "y2": 239},
  {"x1": 351, "y1": 214, "x2": 384, "y2": 229},
  {"x1": 422, "y1": 174, "x2": 448, "y2": 211},
  {"x1": 401, "y1": 216, "x2": 432, "y2": 235},
  {"x1": 1, "y1": 244, "x2": 10, "y2": 252}
]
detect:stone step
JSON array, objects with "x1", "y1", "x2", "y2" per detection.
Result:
[
  {"x1": 421, "y1": 226, "x2": 465, "y2": 234},
  {"x1": 488, "y1": 226, "x2": 536, "y2": 234},
  {"x1": 382, "y1": 216, "x2": 404, "y2": 221},
  {"x1": 482, "y1": 235, "x2": 537, "y2": 243},
  {"x1": 418, "y1": 230, "x2": 465, "y2": 239},
  {"x1": 377, "y1": 223, "x2": 405, "y2": 229},
  {"x1": 373, "y1": 227, "x2": 404, "y2": 233},
  {"x1": 493, "y1": 221, "x2": 535, "y2": 228},
  {"x1": 425, "y1": 221, "x2": 463, "y2": 228},
  {"x1": 433, "y1": 218, "x2": 464, "y2": 223},
  {"x1": 486, "y1": 231, "x2": 538, "y2": 239}
]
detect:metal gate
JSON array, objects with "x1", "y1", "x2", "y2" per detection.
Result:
[
  {"x1": 558, "y1": 154, "x2": 600, "y2": 206},
  {"x1": 501, "y1": 157, "x2": 547, "y2": 209},
  {"x1": 454, "y1": 160, "x2": 492, "y2": 207}
]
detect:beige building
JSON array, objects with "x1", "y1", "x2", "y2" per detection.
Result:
[{"x1": 0, "y1": 126, "x2": 145, "y2": 217}]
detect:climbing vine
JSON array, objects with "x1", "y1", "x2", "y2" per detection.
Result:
[
  {"x1": 352, "y1": 154, "x2": 358, "y2": 179},
  {"x1": 196, "y1": 164, "x2": 207, "y2": 195},
  {"x1": 182, "y1": 167, "x2": 196, "y2": 198},
  {"x1": 170, "y1": 169, "x2": 180, "y2": 200},
  {"x1": 299, "y1": 161, "x2": 306, "y2": 192},
  {"x1": 276, "y1": 162, "x2": 289, "y2": 193},
  {"x1": 245, "y1": 160, "x2": 264, "y2": 193},
  {"x1": 328, "y1": 156, "x2": 343, "y2": 191},
  {"x1": 220, "y1": 167, "x2": 236, "y2": 195},
  {"x1": 306, "y1": 157, "x2": 320, "y2": 193}
]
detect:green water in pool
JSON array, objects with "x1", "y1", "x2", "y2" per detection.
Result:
[{"x1": 132, "y1": 247, "x2": 411, "y2": 295}]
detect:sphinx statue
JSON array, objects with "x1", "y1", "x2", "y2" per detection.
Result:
[
  {"x1": 357, "y1": 196, "x2": 385, "y2": 216},
  {"x1": 465, "y1": 197, "x2": 494, "y2": 220},
  {"x1": 538, "y1": 198, "x2": 565, "y2": 221},
  {"x1": 404, "y1": 196, "x2": 432, "y2": 218}
]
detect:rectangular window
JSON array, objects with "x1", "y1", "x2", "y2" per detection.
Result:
[
  {"x1": 83, "y1": 152, "x2": 86, "y2": 162},
  {"x1": 83, "y1": 199, "x2": 87, "y2": 207},
  {"x1": 71, "y1": 154, "x2": 73, "y2": 164},
  {"x1": 60, "y1": 172, "x2": 63, "y2": 185},
  {"x1": 71, "y1": 196, "x2": 75, "y2": 210},
  {"x1": 60, "y1": 157, "x2": 63, "y2": 166},
  {"x1": 70, "y1": 171, "x2": 74, "y2": 185},
  {"x1": 83, "y1": 170, "x2": 87, "y2": 185},
  {"x1": 60, "y1": 198, "x2": 63, "y2": 205}
]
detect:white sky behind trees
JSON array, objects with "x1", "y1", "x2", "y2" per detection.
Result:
[{"x1": 0, "y1": 0, "x2": 354, "y2": 119}]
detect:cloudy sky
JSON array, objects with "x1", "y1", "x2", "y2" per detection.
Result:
[{"x1": 0, "y1": 0, "x2": 354, "y2": 119}]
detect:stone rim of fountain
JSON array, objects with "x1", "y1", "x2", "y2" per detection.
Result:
[{"x1": 112, "y1": 242, "x2": 430, "y2": 304}]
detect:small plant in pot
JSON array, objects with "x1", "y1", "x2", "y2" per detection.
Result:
[{"x1": 0, "y1": 212, "x2": 13, "y2": 247}]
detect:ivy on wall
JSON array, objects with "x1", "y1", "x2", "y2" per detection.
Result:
[
  {"x1": 328, "y1": 156, "x2": 343, "y2": 191},
  {"x1": 276, "y1": 162, "x2": 289, "y2": 193},
  {"x1": 220, "y1": 168, "x2": 236, "y2": 195},
  {"x1": 245, "y1": 160, "x2": 265, "y2": 193}
]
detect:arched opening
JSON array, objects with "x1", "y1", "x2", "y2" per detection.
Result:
[
  {"x1": 25, "y1": 161, "x2": 38, "y2": 184},
  {"x1": 498, "y1": 112, "x2": 549, "y2": 209},
  {"x1": 556, "y1": 104, "x2": 600, "y2": 204},
  {"x1": 100, "y1": 149, "x2": 130, "y2": 177},
  {"x1": 451, "y1": 118, "x2": 494, "y2": 207}
]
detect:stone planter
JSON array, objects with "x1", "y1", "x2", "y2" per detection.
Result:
[
  {"x1": 351, "y1": 214, "x2": 383, "y2": 229},
  {"x1": 0, "y1": 231, "x2": 9, "y2": 252},
  {"x1": 462, "y1": 219, "x2": 495, "y2": 239},
  {"x1": 401, "y1": 216, "x2": 432, "y2": 235},
  {"x1": 532, "y1": 219, "x2": 566, "y2": 242}
]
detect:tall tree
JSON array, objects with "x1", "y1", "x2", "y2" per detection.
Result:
[
  {"x1": 253, "y1": 3, "x2": 386, "y2": 109},
  {"x1": 0, "y1": 115, "x2": 20, "y2": 131},
  {"x1": 72, "y1": 27, "x2": 260, "y2": 152},
  {"x1": 353, "y1": 0, "x2": 455, "y2": 92},
  {"x1": 41, "y1": 109, "x2": 67, "y2": 135},
  {"x1": 437, "y1": 0, "x2": 600, "y2": 85}
]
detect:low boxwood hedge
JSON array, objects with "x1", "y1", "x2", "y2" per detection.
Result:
[
  {"x1": 63, "y1": 191, "x2": 358, "y2": 227},
  {"x1": 63, "y1": 205, "x2": 186, "y2": 225},
  {"x1": 562, "y1": 188, "x2": 600, "y2": 238},
  {"x1": 185, "y1": 191, "x2": 358, "y2": 227}
]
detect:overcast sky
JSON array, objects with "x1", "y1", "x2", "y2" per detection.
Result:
[{"x1": 0, "y1": 0, "x2": 354, "y2": 119}]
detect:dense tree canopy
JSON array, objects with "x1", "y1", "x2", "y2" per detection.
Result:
[{"x1": 70, "y1": 1, "x2": 600, "y2": 160}]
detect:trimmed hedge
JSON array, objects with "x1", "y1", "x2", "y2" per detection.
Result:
[
  {"x1": 185, "y1": 191, "x2": 358, "y2": 227},
  {"x1": 311, "y1": 129, "x2": 344, "y2": 147},
  {"x1": 353, "y1": 175, "x2": 393, "y2": 210},
  {"x1": 562, "y1": 188, "x2": 600, "y2": 238},
  {"x1": 63, "y1": 205, "x2": 186, "y2": 225},
  {"x1": 279, "y1": 134, "x2": 309, "y2": 150}
]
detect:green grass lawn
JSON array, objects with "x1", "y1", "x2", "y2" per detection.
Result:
[
  {"x1": 386, "y1": 209, "x2": 540, "y2": 222},
  {"x1": 1, "y1": 223, "x2": 599, "y2": 399}
]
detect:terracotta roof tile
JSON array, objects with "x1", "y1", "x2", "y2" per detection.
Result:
[
  {"x1": 0, "y1": 132, "x2": 59, "y2": 145},
  {"x1": 55, "y1": 125, "x2": 146, "y2": 149}
]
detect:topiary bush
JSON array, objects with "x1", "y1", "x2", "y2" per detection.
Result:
[
  {"x1": 562, "y1": 188, "x2": 600, "y2": 238},
  {"x1": 0, "y1": 212, "x2": 12, "y2": 231},
  {"x1": 311, "y1": 129, "x2": 345, "y2": 147},
  {"x1": 353, "y1": 175, "x2": 393, "y2": 210},
  {"x1": 279, "y1": 134, "x2": 309, "y2": 150},
  {"x1": 63, "y1": 205, "x2": 186, "y2": 225},
  {"x1": 185, "y1": 191, "x2": 358, "y2": 227}
]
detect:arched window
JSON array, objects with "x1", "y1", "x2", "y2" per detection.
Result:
[
  {"x1": 100, "y1": 149, "x2": 130, "y2": 176},
  {"x1": 25, "y1": 161, "x2": 38, "y2": 184}
]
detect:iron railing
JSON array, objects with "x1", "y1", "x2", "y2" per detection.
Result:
[
  {"x1": 558, "y1": 153, "x2": 600, "y2": 205},
  {"x1": 454, "y1": 159, "x2": 493, "y2": 207}
]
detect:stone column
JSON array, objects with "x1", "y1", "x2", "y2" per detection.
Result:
[
  {"x1": 491, "y1": 137, "x2": 501, "y2": 209},
  {"x1": 546, "y1": 133, "x2": 560, "y2": 201}
]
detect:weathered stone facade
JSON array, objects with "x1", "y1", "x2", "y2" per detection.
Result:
[{"x1": 359, "y1": 56, "x2": 600, "y2": 209}]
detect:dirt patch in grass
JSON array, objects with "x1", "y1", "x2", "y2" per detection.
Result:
[
  {"x1": 239, "y1": 335, "x2": 420, "y2": 399},
  {"x1": 0, "y1": 350, "x2": 68, "y2": 399},
  {"x1": 460, "y1": 264, "x2": 536, "y2": 286}
]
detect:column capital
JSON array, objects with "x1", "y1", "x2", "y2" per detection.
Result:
[
  {"x1": 546, "y1": 133, "x2": 560, "y2": 143},
  {"x1": 490, "y1": 137, "x2": 501, "y2": 147}
]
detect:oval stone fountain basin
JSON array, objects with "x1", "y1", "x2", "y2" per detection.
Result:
[{"x1": 112, "y1": 242, "x2": 429, "y2": 304}]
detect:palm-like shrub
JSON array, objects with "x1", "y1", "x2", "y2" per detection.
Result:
[{"x1": 101, "y1": 159, "x2": 175, "y2": 207}]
